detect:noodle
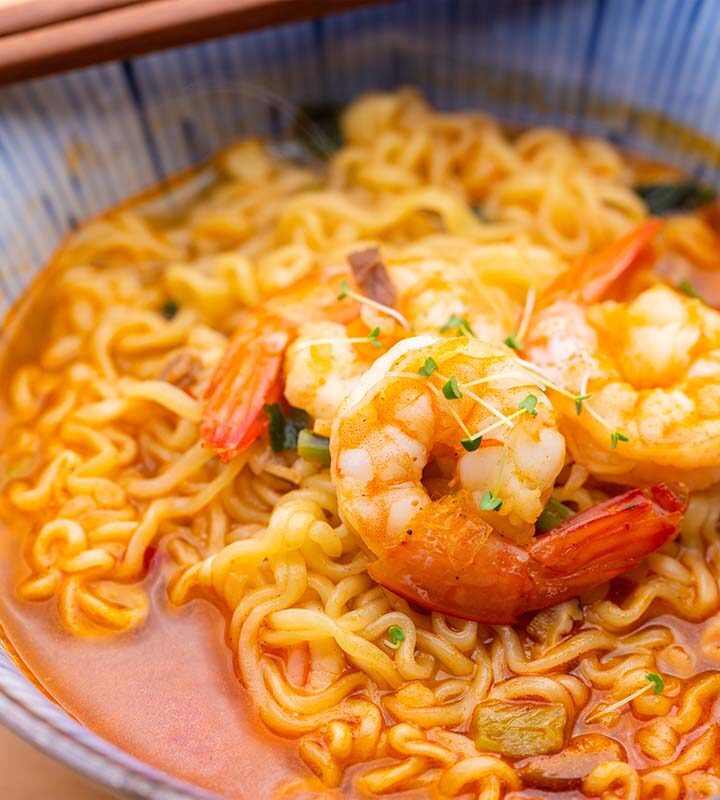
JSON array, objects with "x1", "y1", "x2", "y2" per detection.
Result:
[{"x1": 2, "y1": 90, "x2": 720, "y2": 798}]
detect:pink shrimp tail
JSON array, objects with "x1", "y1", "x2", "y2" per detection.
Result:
[
  {"x1": 369, "y1": 484, "x2": 683, "y2": 624},
  {"x1": 526, "y1": 483, "x2": 684, "y2": 608},
  {"x1": 201, "y1": 315, "x2": 288, "y2": 461},
  {"x1": 544, "y1": 219, "x2": 662, "y2": 306}
]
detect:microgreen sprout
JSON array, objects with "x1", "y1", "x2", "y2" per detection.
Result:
[
  {"x1": 504, "y1": 333, "x2": 522, "y2": 351},
  {"x1": 337, "y1": 279, "x2": 351, "y2": 301},
  {"x1": 575, "y1": 393, "x2": 592, "y2": 416},
  {"x1": 336, "y1": 280, "x2": 411, "y2": 329},
  {"x1": 678, "y1": 279, "x2": 701, "y2": 299},
  {"x1": 418, "y1": 357, "x2": 438, "y2": 377},
  {"x1": 518, "y1": 394, "x2": 538, "y2": 417},
  {"x1": 442, "y1": 376, "x2": 463, "y2": 400},
  {"x1": 387, "y1": 625, "x2": 405, "y2": 649},
  {"x1": 367, "y1": 327, "x2": 382, "y2": 348},
  {"x1": 586, "y1": 672, "x2": 665, "y2": 723},
  {"x1": 460, "y1": 433, "x2": 483, "y2": 452},
  {"x1": 610, "y1": 431, "x2": 630, "y2": 449},
  {"x1": 480, "y1": 490, "x2": 503, "y2": 511},
  {"x1": 440, "y1": 314, "x2": 475, "y2": 337},
  {"x1": 508, "y1": 354, "x2": 632, "y2": 452},
  {"x1": 161, "y1": 299, "x2": 179, "y2": 320}
]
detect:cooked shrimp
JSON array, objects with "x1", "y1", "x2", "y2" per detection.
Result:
[
  {"x1": 330, "y1": 336, "x2": 683, "y2": 623},
  {"x1": 389, "y1": 256, "x2": 516, "y2": 343},
  {"x1": 526, "y1": 222, "x2": 720, "y2": 489},
  {"x1": 203, "y1": 243, "x2": 518, "y2": 458},
  {"x1": 201, "y1": 263, "x2": 360, "y2": 459},
  {"x1": 527, "y1": 283, "x2": 720, "y2": 488},
  {"x1": 284, "y1": 321, "x2": 379, "y2": 438}
]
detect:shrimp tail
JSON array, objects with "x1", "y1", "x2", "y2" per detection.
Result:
[
  {"x1": 527, "y1": 482, "x2": 684, "y2": 601},
  {"x1": 369, "y1": 484, "x2": 683, "y2": 624},
  {"x1": 545, "y1": 219, "x2": 662, "y2": 305},
  {"x1": 201, "y1": 315, "x2": 289, "y2": 461}
]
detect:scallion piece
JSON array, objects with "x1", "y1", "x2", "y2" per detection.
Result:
[
  {"x1": 265, "y1": 404, "x2": 309, "y2": 452},
  {"x1": 634, "y1": 181, "x2": 716, "y2": 215},
  {"x1": 536, "y1": 497, "x2": 575, "y2": 533},
  {"x1": 297, "y1": 429, "x2": 331, "y2": 466},
  {"x1": 161, "y1": 299, "x2": 179, "y2": 320}
]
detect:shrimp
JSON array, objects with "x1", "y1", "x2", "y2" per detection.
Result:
[
  {"x1": 388, "y1": 256, "x2": 516, "y2": 343},
  {"x1": 330, "y1": 336, "x2": 683, "y2": 623},
  {"x1": 203, "y1": 243, "x2": 518, "y2": 458},
  {"x1": 525, "y1": 221, "x2": 720, "y2": 489},
  {"x1": 201, "y1": 263, "x2": 360, "y2": 460},
  {"x1": 284, "y1": 321, "x2": 374, "y2": 438}
]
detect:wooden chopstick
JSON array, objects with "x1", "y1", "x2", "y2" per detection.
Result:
[
  {"x1": 0, "y1": 1, "x2": 153, "y2": 37},
  {"x1": 0, "y1": 0, "x2": 383, "y2": 85}
]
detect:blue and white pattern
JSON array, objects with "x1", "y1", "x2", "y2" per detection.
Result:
[{"x1": 0, "y1": 1, "x2": 719, "y2": 797}]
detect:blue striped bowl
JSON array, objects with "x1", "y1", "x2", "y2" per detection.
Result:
[{"x1": 1, "y1": 1, "x2": 719, "y2": 797}]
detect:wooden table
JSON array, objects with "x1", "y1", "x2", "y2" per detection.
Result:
[{"x1": 0, "y1": 725, "x2": 115, "y2": 799}]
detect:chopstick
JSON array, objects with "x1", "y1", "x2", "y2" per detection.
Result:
[
  {"x1": 0, "y1": 1, "x2": 153, "y2": 37},
  {"x1": 0, "y1": 0, "x2": 382, "y2": 85}
]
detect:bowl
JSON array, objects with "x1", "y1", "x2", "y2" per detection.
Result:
[{"x1": 1, "y1": 0, "x2": 719, "y2": 797}]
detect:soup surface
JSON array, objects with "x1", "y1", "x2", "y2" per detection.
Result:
[{"x1": 2, "y1": 91, "x2": 720, "y2": 799}]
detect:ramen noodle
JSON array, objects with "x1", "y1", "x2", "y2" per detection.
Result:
[{"x1": 3, "y1": 90, "x2": 720, "y2": 798}]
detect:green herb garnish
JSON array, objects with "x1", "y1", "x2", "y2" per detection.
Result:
[
  {"x1": 442, "y1": 376, "x2": 463, "y2": 400},
  {"x1": 161, "y1": 299, "x2": 179, "y2": 320},
  {"x1": 440, "y1": 313, "x2": 474, "y2": 337},
  {"x1": 504, "y1": 333, "x2": 522, "y2": 350},
  {"x1": 635, "y1": 181, "x2": 716, "y2": 215},
  {"x1": 518, "y1": 394, "x2": 538, "y2": 417},
  {"x1": 265, "y1": 404, "x2": 309, "y2": 453},
  {"x1": 294, "y1": 104, "x2": 343, "y2": 158},
  {"x1": 418, "y1": 357, "x2": 438, "y2": 377},
  {"x1": 337, "y1": 280, "x2": 351, "y2": 300},
  {"x1": 480, "y1": 490, "x2": 503, "y2": 511},
  {"x1": 367, "y1": 327, "x2": 382, "y2": 348},
  {"x1": 460, "y1": 433, "x2": 483, "y2": 452},
  {"x1": 297, "y1": 429, "x2": 331, "y2": 466},
  {"x1": 678, "y1": 279, "x2": 702, "y2": 299},
  {"x1": 536, "y1": 498, "x2": 576, "y2": 533},
  {"x1": 471, "y1": 204, "x2": 489, "y2": 222},
  {"x1": 610, "y1": 431, "x2": 630, "y2": 449},
  {"x1": 645, "y1": 672, "x2": 665, "y2": 695},
  {"x1": 387, "y1": 625, "x2": 405, "y2": 648},
  {"x1": 574, "y1": 393, "x2": 592, "y2": 415}
]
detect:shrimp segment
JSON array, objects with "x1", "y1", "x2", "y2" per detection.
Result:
[
  {"x1": 201, "y1": 314, "x2": 288, "y2": 461},
  {"x1": 544, "y1": 219, "x2": 661, "y2": 305},
  {"x1": 201, "y1": 263, "x2": 360, "y2": 459},
  {"x1": 369, "y1": 484, "x2": 683, "y2": 624},
  {"x1": 527, "y1": 231, "x2": 720, "y2": 488},
  {"x1": 331, "y1": 337, "x2": 682, "y2": 622}
]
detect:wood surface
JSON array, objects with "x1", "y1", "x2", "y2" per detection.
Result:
[{"x1": 0, "y1": 0, "x2": 385, "y2": 84}]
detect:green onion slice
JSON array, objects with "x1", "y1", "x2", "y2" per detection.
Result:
[
  {"x1": 297, "y1": 429, "x2": 331, "y2": 466},
  {"x1": 536, "y1": 497, "x2": 575, "y2": 533}
]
